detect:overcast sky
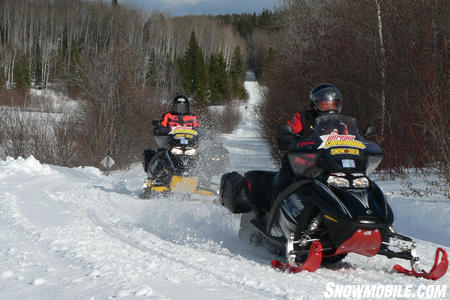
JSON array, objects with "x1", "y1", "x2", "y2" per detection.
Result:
[{"x1": 119, "y1": 0, "x2": 276, "y2": 16}]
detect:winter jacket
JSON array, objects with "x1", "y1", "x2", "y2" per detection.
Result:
[
  {"x1": 160, "y1": 112, "x2": 200, "y2": 128},
  {"x1": 277, "y1": 110, "x2": 316, "y2": 151},
  {"x1": 287, "y1": 110, "x2": 316, "y2": 137}
]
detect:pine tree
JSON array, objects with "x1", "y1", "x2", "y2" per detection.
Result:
[
  {"x1": 181, "y1": 31, "x2": 208, "y2": 105},
  {"x1": 0, "y1": 66, "x2": 6, "y2": 88},
  {"x1": 208, "y1": 53, "x2": 230, "y2": 103},
  {"x1": 14, "y1": 54, "x2": 31, "y2": 90},
  {"x1": 34, "y1": 44, "x2": 43, "y2": 88},
  {"x1": 230, "y1": 46, "x2": 246, "y2": 99},
  {"x1": 145, "y1": 51, "x2": 157, "y2": 87}
]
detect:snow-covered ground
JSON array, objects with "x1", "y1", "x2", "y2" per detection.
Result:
[{"x1": 0, "y1": 80, "x2": 448, "y2": 299}]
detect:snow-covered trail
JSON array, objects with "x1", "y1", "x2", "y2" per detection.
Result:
[
  {"x1": 0, "y1": 78, "x2": 449, "y2": 299},
  {"x1": 221, "y1": 79, "x2": 275, "y2": 173}
]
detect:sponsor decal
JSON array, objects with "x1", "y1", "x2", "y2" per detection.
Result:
[
  {"x1": 331, "y1": 148, "x2": 360, "y2": 155},
  {"x1": 169, "y1": 126, "x2": 198, "y2": 136},
  {"x1": 319, "y1": 132, "x2": 366, "y2": 149},
  {"x1": 175, "y1": 134, "x2": 193, "y2": 139}
]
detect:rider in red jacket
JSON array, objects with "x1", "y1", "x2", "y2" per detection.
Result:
[
  {"x1": 159, "y1": 95, "x2": 200, "y2": 129},
  {"x1": 274, "y1": 83, "x2": 344, "y2": 192},
  {"x1": 143, "y1": 95, "x2": 200, "y2": 174}
]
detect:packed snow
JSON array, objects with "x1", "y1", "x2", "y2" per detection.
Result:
[{"x1": 0, "y1": 78, "x2": 448, "y2": 299}]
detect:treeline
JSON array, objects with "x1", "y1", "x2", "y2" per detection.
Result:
[
  {"x1": 258, "y1": 0, "x2": 448, "y2": 186},
  {"x1": 0, "y1": 0, "x2": 247, "y2": 99},
  {"x1": 213, "y1": 10, "x2": 279, "y2": 79},
  {"x1": 214, "y1": 10, "x2": 277, "y2": 40},
  {"x1": 0, "y1": 0, "x2": 247, "y2": 168},
  {"x1": 177, "y1": 31, "x2": 247, "y2": 105}
]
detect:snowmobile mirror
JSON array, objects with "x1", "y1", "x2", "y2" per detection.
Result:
[
  {"x1": 364, "y1": 125, "x2": 378, "y2": 138},
  {"x1": 152, "y1": 120, "x2": 160, "y2": 127}
]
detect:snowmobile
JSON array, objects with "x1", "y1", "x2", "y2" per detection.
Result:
[
  {"x1": 140, "y1": 121, "x2": 216, "y2": 199},
  {"x1": 220, "y1": 114, "x2": 448, "y2": 280}
]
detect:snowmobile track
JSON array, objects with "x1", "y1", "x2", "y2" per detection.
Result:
[{"x1": 87, "y1": 208, "x2": 282, "y2": 299}]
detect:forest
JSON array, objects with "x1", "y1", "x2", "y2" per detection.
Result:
[
  {"x1": 0, "y1": 0, "x2": 448, "y2": 188},
  {"x1": 0, "y1": 0, "x2": 248, "y2": 168},
  {"x1": 255, "y1": 0, "x2": 448, "y2": 187}
]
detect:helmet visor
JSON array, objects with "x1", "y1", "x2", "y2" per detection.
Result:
[
  {"x1": 314, "y1": 97, "x2": 342, "y2": 113},
  {"x1": 173, "y1": 102, "x2": 188, "y2": 114}
]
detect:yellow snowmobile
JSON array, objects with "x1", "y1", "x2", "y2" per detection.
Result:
[{"x1": 141, "y1": 124, "x2": 216, "y2": 199}]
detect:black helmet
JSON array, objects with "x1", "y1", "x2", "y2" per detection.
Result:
[
  {"x1": 309, "y1": 83, "x2": 343, "y2": 113},
  {"x1": 172, "y1": 95, "x2": 190, "y2": 114}
]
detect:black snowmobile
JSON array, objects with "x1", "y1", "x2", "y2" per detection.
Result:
[
  {"x1": 141, "y1": 121, "x2": 216, "y2": 198},
  {"x1": 220, "y1": 114, "x2": 448, "y2": 280}
]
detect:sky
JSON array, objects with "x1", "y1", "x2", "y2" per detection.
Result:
[{"x1": 119, "y1": 0, "x2": 276, "y2": 16}]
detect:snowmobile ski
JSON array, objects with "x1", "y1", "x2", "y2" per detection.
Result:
[
  {"x1": 393, "y1": 247, "x2": 448, "y2": 281},
  {"x1": 272, "y1": 240, "x2": 323, "y2": 273}
]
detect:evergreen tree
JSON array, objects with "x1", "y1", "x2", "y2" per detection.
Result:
[
  {"x1": 34, "y1": 44, "x2": 43, "y2": 88},
  {"x1": 255, "y1": 46, "x2": 274, "y2": 80},
  {"x1": 112, "y1": 0, "x2": 118, "y2": 6},
  {"x1": 230, "y1": 46, "x2": 246, "y2": 99},
  {"x1": 14, "y1": 54, "x2": 31, "y2": 90},
  {"x1": 0, "y1": 66, "x2": 6, "y2": 88},
  {"x1": 69, "y1": 42, "x2": 81, "y2": 80},
  {"x1": 208, "y1": 53, "x2": 230, "y2": 103},
  {"x1": 180, "y1": 31, "x2": 208, "y2": 105},
  {"x1": 145, "y1": 51, "x2": 157, "y2": 87}
]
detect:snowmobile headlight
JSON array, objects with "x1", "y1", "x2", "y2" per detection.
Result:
[
  {"x1": 184, "y1": 148, "x2": 197, "y2": 156},
  {"x1": 327, "y1": 175, "x2": 350, "y2": 188},
  {"x1": 352, "y1": 177, "x2": 369, "y2": 188},
  {"x1": 171, "y1": 147, "x2": 184, "y2": 155}
]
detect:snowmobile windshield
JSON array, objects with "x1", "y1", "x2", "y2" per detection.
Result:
[{"x1": 287, "y1": 114, "x2": 383, "y2": 178}]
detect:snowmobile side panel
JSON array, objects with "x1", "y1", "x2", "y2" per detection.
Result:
[
  {"x1": 169, "y1": 175, "x2": 198, "y2": 194},
  {"x1": 151, "y1": 186, "x2": 170, "y2": 193},
  {"x1": 266, "y1": 179, "x2": 313, "y2": 236}
]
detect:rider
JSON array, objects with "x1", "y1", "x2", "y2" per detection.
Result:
[
  {"x1": 277, "y1": 83, "x2": 343, "y2": 147},
  {"x1": 143, "y1": 94, "x2": 200, "y2": 173},
  {"x1": 273, "y1": 83, "x2": 343, "y2": 196},
  {"x1": 158, "y1": 94, "x2": 200, "y2": 131},
  {"x1": 241, "y1": 84, "x2": 344, "y2": 213}
]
